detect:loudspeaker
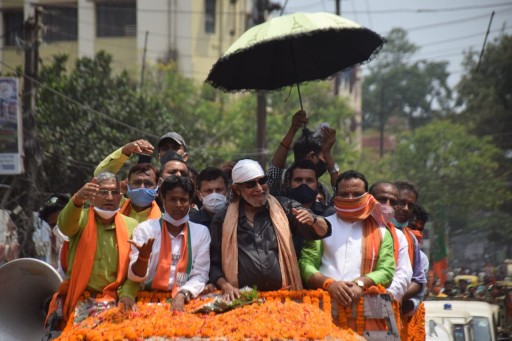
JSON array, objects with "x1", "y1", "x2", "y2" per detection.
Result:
[{"x1": 0, "y1": 258, "x2": 62, "y2": 340}]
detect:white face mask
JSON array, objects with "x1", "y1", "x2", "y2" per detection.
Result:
[
  {"x1": 163, "y1": 209, "x2": 190, "y2": 226},
  {"x1": 93, "y1": 207, "x2": 120, "y2": 220},
  {"x1": 202, "y1": 192, "x2": 227, "y2": 214}
]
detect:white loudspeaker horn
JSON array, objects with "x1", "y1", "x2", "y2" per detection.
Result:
[{"x1": 0, "y1": 258, "x2": 62, "y2": 341}]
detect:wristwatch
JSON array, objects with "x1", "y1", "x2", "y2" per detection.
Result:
[
  {"x1": 354, "y1": 279, "x2": 365, "y2": 290},
  {"x1": 328, "y1": 163, "x2": 340, "y2": 174}
]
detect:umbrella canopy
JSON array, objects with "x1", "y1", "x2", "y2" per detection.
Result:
[{"x1": 205, "y1": 12, "x2": 385, "y2": 92}]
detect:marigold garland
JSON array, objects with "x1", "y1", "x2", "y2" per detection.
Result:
[
  {"x1": 407, "y1": 302, "x2": 426, "y2": 341},
  {"x1": 56, "y1": 289, "x2": 361, "y2": 341}
]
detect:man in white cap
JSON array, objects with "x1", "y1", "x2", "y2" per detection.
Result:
[{"x1": 209, "y1": 159, "x2": 331, "y2": 301}]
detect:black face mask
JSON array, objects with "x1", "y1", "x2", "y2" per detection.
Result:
[
  {"x1": 315, "y1": 160, "x2": 327, "y2": 177},
  {"x1": 288, "y1": 184, "x2": 318, "y2": 205}
]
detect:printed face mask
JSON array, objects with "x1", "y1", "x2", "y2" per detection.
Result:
[
  {"x1": 202, "y1": 192, "x2": 227, "y2": 214},
  {"x1": 127, "y1": 185, "x2": 158, "y2": 207}
]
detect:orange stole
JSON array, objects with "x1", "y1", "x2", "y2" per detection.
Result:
[
  {"x1": 120, "y1": 199, "x2": 161, "y2": 220},
  {"x1": 46, "y1": 208, "x2": 130, "y2": 326},
  {"x1": 151, "y1": 219, "x2": 192, "y2": 297}
]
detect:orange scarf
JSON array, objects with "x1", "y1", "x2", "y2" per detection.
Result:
[
  {"x1": 333, "y1": 193, "x2": 377, "y2": 223},
  {"x1": 120, "y1": 199, "x2": 161, "y2": 220},
  {"x1": 221, "y1": 195, "x2": 303, "y2": 290},
  {"x1": 46, "y1": 208, "x2": 129, "y2": 326},
  {"x1": 151, "y1": 219, "x2": 192, "y2": 297},
  {"x1": 409, "y1": 229, "x2": 423, "y2": 244},
  {"x1": 402, "y1": 227, "x2": 416, "y2": 265}
]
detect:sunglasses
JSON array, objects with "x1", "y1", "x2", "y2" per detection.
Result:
[{"x1": 240, "y1": 176, "x2": 268, "y2": 189}]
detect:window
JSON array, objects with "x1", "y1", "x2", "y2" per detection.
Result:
[
  {"x1": 204, "y1": 0, "x2": 216, "y2": 33},
  {"x1": 96, "y1": 1, "x2": 136, "y2": 37},
  {"x1": 3, "y1": 10, "x2": 23, "y2": 46},
  {"x1": 42, "y1": 6, "x2": 78, "y2": 42}
]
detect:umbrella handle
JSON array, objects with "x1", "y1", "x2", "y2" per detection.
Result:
[{"x1": 296, "y1": 82, "x2": 304, "y2": 113}]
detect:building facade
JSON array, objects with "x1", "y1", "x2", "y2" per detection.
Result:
[{"x1": 1, "y1": 0, "x2": 251, "y2": 83}]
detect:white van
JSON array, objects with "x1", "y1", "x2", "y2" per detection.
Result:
[{"x1": 425, "y1": 300, "x2": 500, "y2": 341}]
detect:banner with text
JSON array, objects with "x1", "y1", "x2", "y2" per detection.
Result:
[{"x1": 0, "y1": 77, "x2": 23, "y2": 174}]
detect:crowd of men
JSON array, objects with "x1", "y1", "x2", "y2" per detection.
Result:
[{"x1": 18, "y1": 111, "x2": 434, "y2": 336}]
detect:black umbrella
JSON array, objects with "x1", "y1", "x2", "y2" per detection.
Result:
[{"x1": 206, "y1": 12, "x2": 385, "y2": 109}]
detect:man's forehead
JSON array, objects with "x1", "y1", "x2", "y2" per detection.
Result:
[
  {"x1": 98, "y1": 179, "x2": 118, "y2": 188},
  {"x1": 339, "y1": 177, "x2": 365, "y2": 188},
  {"x1": 373, "y1": 183, "x2": 398, "y2": 197},
  {"x1": 130, "y1": 169, "x2": 157, "y2": 180},
  {"x1": 292, "y1": 168, "x2": 316, "y2": 178},
  {"x1": 162, "y1": 160, "x2": 187, "y2": 172},
  {"x1": 398, "y1": 188, "x2": 417, "y2": 201}
]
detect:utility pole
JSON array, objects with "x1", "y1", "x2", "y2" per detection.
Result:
[{"x1": 18, "y1": 7, "x2": 43, "y2": 257}]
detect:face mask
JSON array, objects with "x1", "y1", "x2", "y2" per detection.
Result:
[
  {"x1": 127, "y1": 185, "x2": 158, "y2": 207},
  {"x1": 315, "y1": 161, "x2": 327, "y2": 177},
  {"x1": 288, "y1": 184, "x2": 318, "y2": 204},
  {"x1": 392, "y1": 217, "x2": 408, "y2": 229},
  {"x1": 333, "y1": 193, "x2": 375, "y2": 222},
  {"x1": 371, "y1": 203, "x2": 395, "y2": 226},
  {"x1": 93, "y1": 207, "x2": 119, "y2": 220},
  {"x1": 163, "y1": 209, "x2": 190, "y2": 226},
  {"x1": 202, "y1": 192, "x2": 227, "y2": 214}
]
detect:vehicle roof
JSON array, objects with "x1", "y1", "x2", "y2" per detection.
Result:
[{"x1": 425, "y1": 300, "x2": 499, "y2": 319}]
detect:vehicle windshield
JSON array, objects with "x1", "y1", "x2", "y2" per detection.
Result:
[
  {"x1": 471, "y1": 317, "x2": 491, "y2": 341},
  {"x1": 452, "y1": 324, "x2": 466, "y2": 341}
]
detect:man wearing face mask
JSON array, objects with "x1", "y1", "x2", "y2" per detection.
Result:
[
  {"x1": 120, "y1": 163, "x2": 161, "y2": 222},
  {"x1": 392, "y1": 180, "x2": 427, "y2": 312},
  {"x1": 45, "y1": 172, "x2": 139, "y2": 331},
  {"x1": 190, "y1": 167, "x2": 228, "y2": 228},
  {"x1": 299, "y1": 170, "x2": 395, "y2": 330},
  {"x1": 369, "y1": 182, "x2": 412, "y2": 302},
  {"x1": 127, "y1": 176, "x2": 210, "y2": 312},
  {"x1": 267, "y1": 111, "x2": 338, "y2": 204},
  {"x1": 283, "y1": 160, "x2": 335, "y2": 257}
]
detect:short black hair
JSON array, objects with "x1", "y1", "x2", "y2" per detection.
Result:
[
  {"x1": 394, "y1": 180, "x2": 419, "y2": 200},
  {"x1": 336, "y1": 170, "x2": 369, "y2": 192},
  {"x1": 39, "y1": 194, "x2": 70, "y2": 222},
  {"x1": 160, "y1": 150, "x2": 185, "y2": 167},
  {"x1": 293, "y1": 128, "x2": 322, "y2": 161},
  {"x1": 412, "y1": 204, "x2": 429, "y2": 223},
  {"x1": 197, "y1": 167, "x2": 228, "y2": 190},
  {"x1": 128, "y1": 163, "x2": 159, "y2": 181},
  {"x1": 284, "y1": 159, "x2": 318, "y2": 186},
  {"x1": 160, "y1": 175, "x2": 195, "y2": 199}
]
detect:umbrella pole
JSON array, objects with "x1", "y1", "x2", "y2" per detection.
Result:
[{"x1": 296, "y1": 82, "x2": 304, "y2": 111}]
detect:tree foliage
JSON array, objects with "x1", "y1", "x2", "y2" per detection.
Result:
[
  {"x1": 456, "y1": 33, "x2": 512, "y2": 154},
  {"x1": 384, "y1": 120, "x2": 511, "y2": 237},
  {"x1": 362, "y1": 28, "x2": 452, "y2": 156}
]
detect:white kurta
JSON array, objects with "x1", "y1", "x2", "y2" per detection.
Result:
[
  {"x1": 320, "y1": 214, "x2": 387, "y2": 281},
  {"x1": 128, "y1": 218, "x2": 211, "y2": 298},
  {"x1": 386, "y1": 228, "x2": 413, "y2": 300}
]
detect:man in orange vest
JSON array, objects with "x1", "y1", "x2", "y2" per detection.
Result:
[{"x1": 44, "y1": 172, "x2": 139, "y2": 334}]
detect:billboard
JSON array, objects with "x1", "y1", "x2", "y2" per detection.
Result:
[{"x1": 0, "y1": 77, "x2": 23, "y2": 174}]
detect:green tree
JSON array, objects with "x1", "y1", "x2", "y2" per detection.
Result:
[
  {"x1": 385, "y1": 120, "x2": 511, "y2": 240},
  {"x1": 362, "y1": 28, "x2": 452, "y2": 157},
  {"x1": 456, "y1": 33, "x2": 512, "y2": 155}
]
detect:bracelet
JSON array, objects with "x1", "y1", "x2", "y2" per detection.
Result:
[
  {"x1": 322, "y1": 278, "x2": 335, "y2": 291},
  {"x1": 280, "y1": 142, "x2": 290, "y2": 150}
]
